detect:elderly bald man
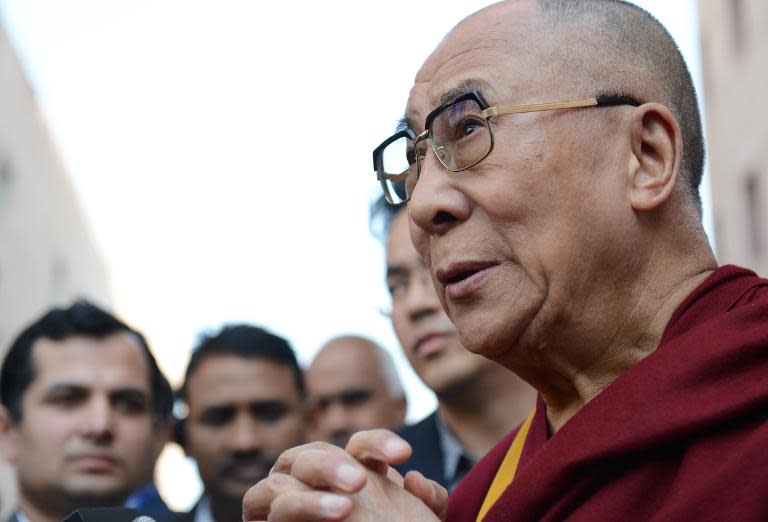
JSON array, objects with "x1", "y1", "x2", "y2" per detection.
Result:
[
  {"x1": 244, "y1": 1, "x2": 768, "y2": 521},
  {"x1": 306, "y1": 336, "x2": 406, "y2": 448}
]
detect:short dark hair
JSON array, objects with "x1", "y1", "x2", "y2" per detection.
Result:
[
  {"x1": 0, "y1": 300, "x2": 173, "y2": 423},
  {"x1": 369, "y1": 194, "x2": 404, "y2": 244},
  {"x1": 178, "y1": 324, "x2": 305, "y2": 402}
]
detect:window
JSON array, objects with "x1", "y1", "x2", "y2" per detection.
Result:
[
  {"x1": 0, "y1": 157, "x2": 13, "y2": 216},
  {"x1": 745, "y1": 173, "x2": 764, "y2": 258},
  {"x1": 730, "y1": 0, "x2": 747, "y2": 55}
]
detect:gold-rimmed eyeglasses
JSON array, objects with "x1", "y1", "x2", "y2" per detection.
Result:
[{"x1": 372, "y1": 91, "x2": 640, "y2": 205}]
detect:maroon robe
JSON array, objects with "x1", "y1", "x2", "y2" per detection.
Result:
[{"x1": 447, "y1": 265, "x2": 768, "y2": 521}]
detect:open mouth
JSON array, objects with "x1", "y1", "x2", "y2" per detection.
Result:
[
  {"x1": 437, "y1": 262, "x2": 497, "y2": 285},
  {"x1": 443, "y1": 269, "x2": 478, "y2": 284},
  {"x1": 437, "y1": 262, "x2": 497, "y2": 299}
]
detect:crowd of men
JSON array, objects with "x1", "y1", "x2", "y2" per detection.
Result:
[
  {"x1": 3, "y1": 1, "x2": 767, "y2": 521},
  {"x1": 0, "y1": 188, "x2": 535, "y2": 522}
]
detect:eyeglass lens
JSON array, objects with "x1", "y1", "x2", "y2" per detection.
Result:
[
  {"x1": 379, "y1": 96, "x2": 492, "y2": 204},
  {"x1": 430, "y1": 97, "x2": 492, "y2": 172}
]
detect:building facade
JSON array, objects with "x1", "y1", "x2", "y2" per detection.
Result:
[
  {"x1": 0, "y1": 23, "x2": 112, "y2": 513},
  {"x1": 699, "y1": 0, "x2": 768, "y2": 276}
]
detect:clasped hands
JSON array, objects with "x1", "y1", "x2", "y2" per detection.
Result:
[{"x1": 242, "y1": 429, "x2": 448, "y2": 521}]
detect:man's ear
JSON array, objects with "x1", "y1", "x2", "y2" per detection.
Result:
[
  {"x1": 0, "y1": 406, "x2": 20, "y2": 464},
  {"x1": 627, "y1": 102, "x2": 682, "y2": 212},
  {"x1": 395, "y1": 396, "x2": 408, "y2": 427},
  {"x1": 151, "y1": 418, "x2": 173, "y2": 460}
]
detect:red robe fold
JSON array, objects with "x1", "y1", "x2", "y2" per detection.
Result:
[{"x1": 447, "y1": 265, "x2": 768, "y2": 521}]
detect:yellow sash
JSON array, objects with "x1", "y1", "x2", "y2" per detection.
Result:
[{"x1": 475, "y1": 410, "x2": 536, "y2": 521}]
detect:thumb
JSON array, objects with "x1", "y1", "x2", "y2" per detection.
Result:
[{"x1": 403, "y1": 470, "x2": 449, "y2": 520}]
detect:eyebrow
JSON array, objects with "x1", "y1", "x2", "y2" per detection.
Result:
[
  {"x1": 400, "y1": 80, "x2": 489, "y2": 133},
  {"x1": 43, "y1": 383, "x2": 149, "y2": 400},
  {"x1": 386, "y1": 264, "x2": 408, "y2": 279},
  {"x1": 110, "y1": 388, "x2": 149, "y2": 400},
  {"x1": 201, "y1": 398, "x2": 289, "y2": 411},
  {"x1": 435, "y1": 80, "x2": 487, "y2": 106},
  {"x1": 43, "y1": 383, "x2": 88, "y2": 396}
]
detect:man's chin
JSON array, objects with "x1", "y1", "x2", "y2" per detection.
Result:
[
  {"x1": 61, "y1": 480, "x2": 131, "y2": 507},
  {"x1": 217, "y1": 482, "x2": 261, "y2": 507}
]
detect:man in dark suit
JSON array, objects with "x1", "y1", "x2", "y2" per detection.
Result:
[
  {"x1": 0, "y1": 301, "x2": 173, "y2": 522},
  {"x1": 372, "y1": 198, "x2": 535, "y2": 490},
  {"x1": 168, "y1": 325, "x2": 306, "y2": 522}
]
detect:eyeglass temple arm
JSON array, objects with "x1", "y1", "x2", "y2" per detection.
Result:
[
  {"x1": 483, "y1": 95, "x2": 640, "y2": 118},
  {"x1": 483, "y1": 98, "x2": 598, "y2": 118},
  {"x1": 377, "y1": 171, "x2": 409, "y2": 182}
]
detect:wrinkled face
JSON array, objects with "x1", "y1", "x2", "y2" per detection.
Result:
[
  {"x1": 306, "y1": 341, "x2": 405, "y2": 447},
  {"x1": 183, "y1": 355, "x2": 304, "y2": 507},
  {"x1": 406, "y1": 3, "x2": 632, "y2": 368},
  {"x1": 387, "y1": 209, "x2": 491, "y2": 394},
  {"x1": 0, "y1": 334, "x2": 162, "y2": 510}
]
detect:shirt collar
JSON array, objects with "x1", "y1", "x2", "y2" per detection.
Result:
[
  {"x1": 193, "y1": 496, "x2": 215, "y2": 522},
  {"x1": 434, "y1": 412, "x2": 476, "y2": 486}
]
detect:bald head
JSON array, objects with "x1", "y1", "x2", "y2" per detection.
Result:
[
  {"x1": 402, "y1": 0, "x2": 716, "y2": 380},
  {"x1": 455, "y1": 0, "x2": 703, "y2": 210},
  {"x1": 306, "y1": 336, "x2": 406, "y2": 447}
]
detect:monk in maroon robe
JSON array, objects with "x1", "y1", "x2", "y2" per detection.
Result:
[
  {"x1": 243, "y1": 1, "x2": 768, "y2": 521},
  {"x1": 448, "y1": 265, "x2": 768, "y2": 521}
]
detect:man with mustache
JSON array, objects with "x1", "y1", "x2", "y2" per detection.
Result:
[
  {"x1": 0, "y1": 300, "x2": 173, "y2": 522},
  {"x1": 244, "y1": 0, "x2": 768, "y2": 520},
  {"x1": 171, "y1": 324, "x2": 305, "y2": 522}
]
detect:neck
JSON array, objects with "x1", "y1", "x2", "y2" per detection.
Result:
[
  {"x1": 209, "y1": 493, "x2": 245, "y2": 522},
  {"x1": 537, "y1": 244, "x2": 718, "y2": 433},
  {"x1": 437, "y1": 363, "x2": 536, "y2": 456},
  {"x1": 18, "y1": 495, "x2": 70, "y2": 522}
]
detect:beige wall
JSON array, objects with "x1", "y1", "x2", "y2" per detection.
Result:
[
  {"x1": 0, "y1": 24, "x2": 112, "y2": 514},
  {"x1": 699, "y1": 0, "x2": 768, "y2": 276}
]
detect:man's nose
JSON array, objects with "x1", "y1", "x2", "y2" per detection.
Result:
[
  {"x1": 81, "y1": 397, "x2": 114, "y2": 443},
  {"x1": 323, "y1": 400, "x2": 354, "y2": 433},
  {"x1": 408, "y1": 149, "x2": 471, "y2": 236},
  {"x1": 405, "y1": 270, "x2": 442, "y2": 321},
  {"x1": 227, "y1": 413, "x2": 261, "y2": 452}
]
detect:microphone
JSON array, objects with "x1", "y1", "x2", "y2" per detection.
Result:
[{"x1": 62, "y1": 508, "x2": 156, "y2": 522}]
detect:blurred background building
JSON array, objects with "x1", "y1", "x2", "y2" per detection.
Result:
[
  {"x1": 699, "y1": 0, "x2": 768, "y2": 275},
  {"x1": 0, "y1": 24, "x2": 111, "y2": 515}
]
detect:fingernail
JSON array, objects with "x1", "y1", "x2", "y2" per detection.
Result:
[
  {"x1": 320, "y1": 494, "x2": 348, "y2": 517},
  {"x1": 336, "y1": 463, "x2": 365, "y2": 489},
  {"x1": 385, "y1": 437, "x2": 409, "y2": 455}
]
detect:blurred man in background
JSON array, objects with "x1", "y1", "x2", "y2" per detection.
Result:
[
  {"x1": 170, "y1": 324, "x2": 305, "y2": 522},
  {"x1": 372, "y1": 198, "x2": 535, "y2": 491},
  {"x1": 0, "y1": 300, "x2": 173, "y2": 522},
  {"x1": 306, "y1": 335, "x2": 407, "y2": 447}
]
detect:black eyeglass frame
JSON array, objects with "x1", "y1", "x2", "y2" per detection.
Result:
[{"x1": 373, "y1": 90, "x2": 641, "y2": 205}]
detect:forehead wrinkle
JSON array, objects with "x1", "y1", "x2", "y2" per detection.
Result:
[{"x1": 418, "y1": 53, "x2": 510, "y2": 109}]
